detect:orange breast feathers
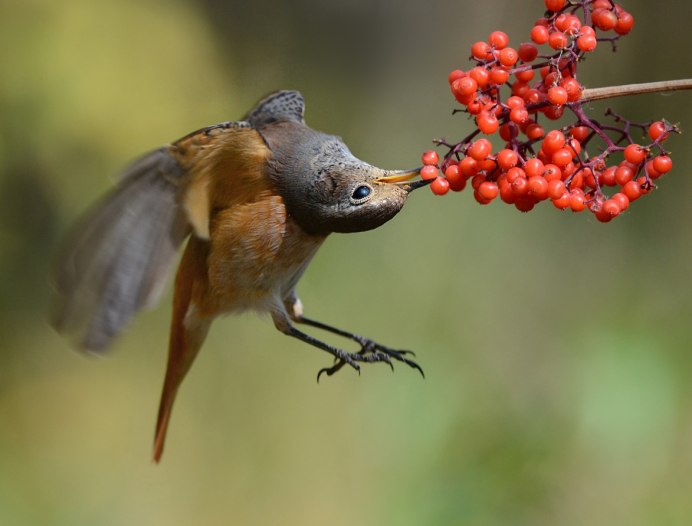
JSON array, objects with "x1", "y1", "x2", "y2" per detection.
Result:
[{"x1": 170, "y1": 125, "x2": 326, "y2": 317}]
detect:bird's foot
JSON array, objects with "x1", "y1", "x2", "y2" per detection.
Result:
[{"x1": 316, "y1": 339, "x2": 424, "y2": 382}]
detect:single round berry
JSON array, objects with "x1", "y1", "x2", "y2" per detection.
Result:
[
  {"x1": 614, "y1": 11, "x2": 635, "y2": 35},
  {"x1": 560, "y1": 78, "x2": 582, "y2": 101},
  {"x1": 497, "y1": 149, "x2": 519, "y2": 170},
  {"x1": 569, "y1": 192, "x2": 586, "y2": 212},
  {"x1": 510, "y1": 107, "x2": 529, "y2": 125},
  {"x1": 548, "y1": 31, "x2": 569, "y2": 50},
  {"x1": 488, "y1": 30, "x2": 510, "y2": 49},
  {"x1": 547, "y1": 86, "x2": 569, "y2": 106},
  {"x1": 611, "y1": 192, "x2": 630, "y2": 212},
  {"x1": 444, "y1": 165, "x2": 467, "y2": 192},
  {"x1": 547, "y1": 179, "x2": 567, "y2": 200},
  {"x1": 489, "y1": 67, "x2": 510, "y2": 85},
  {"x1": 576, "y1": 34, "x2": 597, "y2": 52},
  {"x1": 477, "y1": 111, "x2": 499, "y2": 135},
  {"x1": 622, "y1": 180, "x2": 643, "y2": 201},
  {"x1": 530, "y1": 25, "x2": 550, "y2": 45},
  {"x1": 544, "y1": 0, "x2": 566, "y2": 12},
  {"x1": 542, "y1": 130, "x2": 566, "y2": 154},
  {"x1": 471, "y1": 41, "x2": 492, "y2": 61},
  {"x1": 421, "y1": 150, "x2": 439, "y2": 166},
  {"x1": 468, "y1": 139, "x2": 493, "y2": 161},
  {"x1": 614, "y1": 165, "x2": 634, "y2": 186},
  {"x1": 652, "y1": 155, "x2": 672, "y2": 174},
  {"x1": 518, "y1": 42, "x2": 538, "y2": 62},
  {"x1": 430, "y1": 176, "x2": 450, "y2": 195},
  {"x1": 498, "y1": 47, "x2": 519, "y2": 67},
  {"x1": 478, "y1": 181, "x2": 499, "y2": 201},
  {"x1": 648, "y1": 121, "x2": 669, "y2": 141},
  {"x1": 448, "y1": 69, "x2": 465, "y2": 85},
  {"x1": 420, "y1": 165, "x2": 439, "y2": 181},
  {"x1": 460, "y1": 156, "x2": 480, "y2": 177},
  {"x1": 624, "y1": 143, "x2": 647, "y2": 164},
  {"x1": 527, "y1": 175, "x2": 549, "y2": 200},
  {"x1": 601, "y1": 199, "x2": 621, "y2": 219}
]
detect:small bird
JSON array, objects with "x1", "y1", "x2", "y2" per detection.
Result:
[{"x1": 52, "y1": 90, "x2": 429, "y2": 461}]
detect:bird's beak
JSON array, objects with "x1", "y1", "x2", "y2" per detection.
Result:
[{"x1": 375, "y1": 168, "x2": 431, "y2": 193}]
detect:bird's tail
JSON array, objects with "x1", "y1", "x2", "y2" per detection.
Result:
[
  {"x1": 52, "y1": 148, "x2": 190, "y2": 351},
  {"x1": 153, "y1": 237, "x2": 211, "y2": 463}
]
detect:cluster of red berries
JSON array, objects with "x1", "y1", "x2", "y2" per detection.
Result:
[{"x1": 421, "y1": 0, "x2": 677, "y2": 222}]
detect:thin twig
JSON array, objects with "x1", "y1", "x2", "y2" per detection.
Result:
[{"x1": 581, "y1": 79, "x2": 692, "y2": 104}]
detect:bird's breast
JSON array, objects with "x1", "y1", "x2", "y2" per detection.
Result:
[{"x1": 205, "y1": 192, "x2": 325, "y2": 313}]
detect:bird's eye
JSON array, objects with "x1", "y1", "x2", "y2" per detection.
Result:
[{"x1": 350, "y1": 184, "x2": 372, "y2": 204}]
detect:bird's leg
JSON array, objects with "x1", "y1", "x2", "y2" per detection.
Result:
[
  {"x1": 272, "y1": 309, "x2": 424, "y2": 381},
  {"x1": 297, "y1": 316, "x2": 424, "y2": 380}
]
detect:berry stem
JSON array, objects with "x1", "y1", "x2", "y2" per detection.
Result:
[{"x1": 580, "y1": 79, "x2": 692, "y2": 104}]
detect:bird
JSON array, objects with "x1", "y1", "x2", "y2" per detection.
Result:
[{"x1": 52, "y1": 90, "x2": 430, "y2": 462}]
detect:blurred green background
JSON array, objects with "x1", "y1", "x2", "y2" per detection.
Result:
[{"x1": 2, "y1": 0, "x2": 692, "y2": 524}]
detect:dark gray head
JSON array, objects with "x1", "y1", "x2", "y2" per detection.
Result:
[{"x1": 248, "y1": 91, "x2": 426, "y2": 235}]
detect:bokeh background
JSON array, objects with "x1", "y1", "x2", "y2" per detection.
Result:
[{"x1": 2, "y1": 0, "x2": 692, "y2": 524}]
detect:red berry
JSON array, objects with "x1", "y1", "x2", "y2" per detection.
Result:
[
  {"x1": 488, "y1": 31, "x2": 510, "y2": 49},
  {"x1": 599, "y1": 166, "x2": 617, "y2": 186},
  {"x1": 514, "y1": 197, "x2": 536, "y2": 212},
  {"x1": 430, "y1": 176, "x2": 450, "y2": 195},
  {"x1": 560, "y1": 78, "x2": 582, "y2": 101},
  {"x1": 524, "y1": 158, "x2": 545, "y2": 178},
  {"x1": 547, "y1": 179, "x2": 567, "y2": 200},
  {"x1": 478, "y1": 181, "x2": 499, "y2": 201},
  {"x1": 497, "y1": 149, "x2": 519, "y2": 170},
  {"x1": 552, "y1": 191, "x2": 571, "y2": 209},
  {"x1": 448, "y1": 69, "x2": 465, "y2": 85},
  {"x1": 489, "y1": 67, "x2": 510, "y2": 85},
  {"x1": 511, "y1": 176, "x2": 529, "y2": 196},
  {"x1": 525, "y1": 123, "x2": 545, "y2": 140},
  {"x1": 547, "y1": 86, "x2": 569, "y2": 106},
  {"x1": 459, "y1": 156, "x2": 479, "y2": 177},
  {"x1": 648, "y1": 121, "x2": 669, "y2": 142},
  {"x1": 551, "y1": 148, "x2": 573, "y2": 167},
  {"x1": 576, "y1": 34, "x2": 597, "y2": 52},
  {"x1": 468, "y1": 139, "x2": 493, "y2": 161},
  {"x1": 611, "y1": 192, "x2": 630, "y2": 212},
  {"x1": 593, "y1": 9, "x2": 618, "y2": 31},
  {"x1": 548, "y1": 31, "x2": 568, "y2": 50},
  {"x1": 498, "y1": 47, "x2": 519, "y2": 67},
  {"x1": 469, "y1": 66, "x2": 490, "y2": 88},
  {"x1": 624, "y1": 143, "x2": 647, "y2": 164},
  {"x1": 569, "y1": 192, "x2": 586, "y2": 212},
  {"x1": 471, "y1": 41, "x2": 492, "y2": 61},
  {"x1": 420, "y1": 165, "x2": 439, "y2": 181},
  {"x1": 477, "y1": 111, "x2": 499, "y2": 135},
  {"x1": 601, "y1": 199, "x2": 621, "y2": 219},
  {"x1": 528, "y1": 175, "x2": 549, "y2": 200},
  {"x1": 652, "y1": 155, "x2": 672, "y2": 174},
  {"x1": 421, "y1": 150, "x2": 439, "y2": 166},
  {"x1": 500, "y1": 181, "x2": 516, "y2": 204},
  {"x1": 510, "y1": 107, "x2": 529, "y2": 125},
  {"x1": 646, "y1": 159, "x2": 662, "y2": 180},
  {"x1": 622, "y1": 180, "x2": 643, "y2": 201},
  {"x1": 542, "y1": 130, "x2": 566, "y2": 154},
  {"x1": 570, "y1": 126, "x2": 590, "y2": 142},
  {"x1": 614, "y1": 11, "x2": 635, "y2": 35},
  {"x1": 444, "y1": 165, "x2": 467, "y2": 192},
  {"x1": 614, "y1": 165, "x2": 634, "y2": 186},
  {"x1": 518, "y1": 42, "x2": 538, "y2": 62},
  {"x1": 544, "y1": 0, "x2": 566, "y2": 12},
  {"x1": 453, "y1": 76, "x2": 478, "y2": 97},
  {"x1": 530, "y1": 25, "x2": 550, "y2": 45}
]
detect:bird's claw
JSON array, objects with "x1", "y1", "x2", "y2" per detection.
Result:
[{"x1": 315, "y1": 339, "x2": 424, "y2": 382}]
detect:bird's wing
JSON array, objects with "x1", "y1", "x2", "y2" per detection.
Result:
[{"x1": 52, "y1": 147, "x2": 191, "y2": 351}]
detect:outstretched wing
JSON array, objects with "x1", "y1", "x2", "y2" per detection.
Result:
[{"x1": 52, "y1": 147, "x2": 191, "y2": 352}]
